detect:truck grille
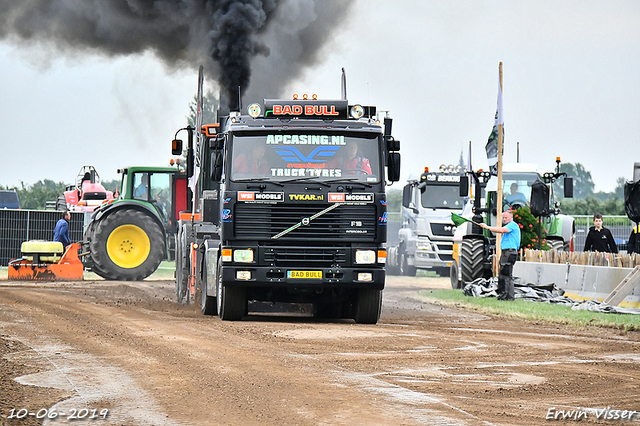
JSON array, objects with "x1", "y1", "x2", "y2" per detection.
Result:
[
  {"x1": 263, "y1": 247, "x2": 348, "y2": 268},
  {"x1": 234, "y1": 203, "x2": 377, "y2": 241},
  {"x1": 430, "y1": 223, "x2": 456, "y2": 237}
]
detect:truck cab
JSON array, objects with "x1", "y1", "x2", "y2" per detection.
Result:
[
  {"x1": 174, "y1": 98, "x2": 401, "y2": 323},
  {"x1": 387, "y1": 165, "x2": 466, "y2": 276}
]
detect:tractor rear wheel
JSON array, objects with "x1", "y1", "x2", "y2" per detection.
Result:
[
  {"x1": 90, "y1": 209, "x2": 165, "y2": 281},
  {"x1": 460, "y1": 239, "x2": 485, "y2": 284}
]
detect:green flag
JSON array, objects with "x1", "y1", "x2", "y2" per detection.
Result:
[{"x1": 451, "y1": 213, "x2": 472, "y2": 227}]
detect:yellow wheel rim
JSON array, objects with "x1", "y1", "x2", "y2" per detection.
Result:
[{"x1": 106, "y1": 224, "x2": 150, "y2": 268}]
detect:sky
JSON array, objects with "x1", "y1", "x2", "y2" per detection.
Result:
[{"x1": 1, "y1": 0, "x2": 639, "y2": 193}]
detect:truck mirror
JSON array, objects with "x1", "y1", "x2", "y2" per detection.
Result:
[
  {"x1": 387, "y1": 152, "x2": 401, "y2": 182},
  {"x1": 386, "y1": 137, "x2": 400, "y2": 152},
  {"x1": 564, "y1": 177, "x2": 574, "y2": 198},
  {"x1": 172, "y1": 139, "x2": 183, "y2": 156},
  {"x1": 210, "y1": 152, "x2": 223, "y2": 182},
  {"x1": 530, "y1": 178, "x2": 551, "y2": 217},
  {"x1": 402, "y1": 184, "x2": 412, "y2": 208},
  {"x1": 459, "y1": 176, "x2": 469, "y2": 197}
]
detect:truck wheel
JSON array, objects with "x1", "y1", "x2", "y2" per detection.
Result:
[
  {"x1": 217, "y1": 260, "x2": 246, "y2": 321},
  {"x1": 399, "y1": 247, "x2": 416, "y2": 276},
  {"x1": 90, "y1": 209, "x2": 164, "y2": 281},
  {"x1": 385, "y1": 246, "x2": 400, "y2": 275},
  {"x1": 450, "y1": 262, "x2": 462, "y2": 289},
  {"x1": 354, "y1": 289, "x2": 382, "y2": 324},
  {"x1": 175, "y1": 229, "x2": 189, "y2": 303},
  {"x1": 200, "y1": 254, "x2": 217, "y2": 316},
  {"x1": 460, "y1": 239, "x2": 484, "y2": 284}
]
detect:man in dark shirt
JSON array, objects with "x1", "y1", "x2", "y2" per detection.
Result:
[{"x1": 584, "y1": 213, "x2": 618, "y2": 253}]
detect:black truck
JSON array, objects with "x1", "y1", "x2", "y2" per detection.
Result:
[{"x1": 173, "y1": 95, "x2": 400, "y2": 323}]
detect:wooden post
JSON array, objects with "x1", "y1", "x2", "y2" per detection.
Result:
[{"x1": 495, "y1": 62, "x2": 504, "y2": 276}]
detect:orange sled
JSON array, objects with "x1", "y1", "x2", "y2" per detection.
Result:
[{"x1": 8, "y1": 242, "x2": 84, "y2": 281}]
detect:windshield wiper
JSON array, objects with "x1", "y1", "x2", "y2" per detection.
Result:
[
  {"x1": 234, "y1": 178, "x2": 284, "y2": 187},
  {"x1": 323, "y1": 178, "x2": 373, "y2": 188},
  {"x1": 280, "y1": 177, "x2": 330, "y2": 187}
]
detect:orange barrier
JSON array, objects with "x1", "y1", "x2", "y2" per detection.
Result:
[{"x1": 8, "y1": 243, "x2": 84, "y2": 281}]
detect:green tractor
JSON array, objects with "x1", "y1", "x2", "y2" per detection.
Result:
[
  {"x1": 450, "y1": 160, "x2": 575, "y2": 289},
  {"x1": 82, "y1": 166, "x2": 187, "y2": 280}
]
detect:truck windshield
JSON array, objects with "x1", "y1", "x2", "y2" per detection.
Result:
[
  {"x1": 420, "y1": 185, "x2": 464, "y2": 209},
  {"x1": 229, "y1": 132, "x2": 381, "y2": 183}
]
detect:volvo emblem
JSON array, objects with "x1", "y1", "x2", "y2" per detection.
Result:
[{"x1": 302, "y1": 217, "x2": 310, "y2": 226}]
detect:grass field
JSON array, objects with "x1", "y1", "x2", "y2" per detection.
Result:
[{"x1": 422, "y1": 289, "x2": 640, "y2": 332}]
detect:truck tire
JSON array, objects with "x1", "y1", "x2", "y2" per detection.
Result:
[
  {"x1": 200, "y1": 253, "x2": 217, "y2": 315},
  {"x1": 90, "y1": 209, "x2": 164, "y2": 281},
  {"x1": 385, "y1": 246, "x2": 400, "y2": 275},
  {"x1": 354, "y1": 288, "x2": 382, "y2": 324},
  {"x1": 175, "y1": 229, "x2": 189, "y2": 303},
  {"x1": 399, "y1": 246, "x2": 416, "y2": 276},
  {"x1": 217, "y1": 259, "x2": 246, "y2": 321},
  {"x1": 460, "y1": 239, "x2": 484, "y2": 284}
]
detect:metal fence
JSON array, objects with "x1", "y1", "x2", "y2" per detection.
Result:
[
  {"x1": 573, "y1": 215, "x2": 635, "y2": 252},
  {"x1": 385, "y1": 212, "x2": 636, "y2": 253},
  {"x1": 0, "y1": 210, "x2": 85, "y2": 266}
]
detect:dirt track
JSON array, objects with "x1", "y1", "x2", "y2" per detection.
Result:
[{"x1": 1, "y1": 275, "x2": 639, "y2": 425}]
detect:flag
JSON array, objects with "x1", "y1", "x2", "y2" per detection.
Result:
[
  {"x1": 485, "y1": 78, "x2": 504, "y2": 176},
  {"x1": 188, "y1": 65, "x2": 204, "y2": 193},
  {"x1": 451, "y1": 212, "x2": 472, "y2": 227}
]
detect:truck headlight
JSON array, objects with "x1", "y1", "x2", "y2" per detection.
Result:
[
  {"x1": 355, "y1": 250, "x2": 376, "y2": 264},
  {"x1": 416, "y1": 238, "x2": 432, "y2": 251},
  {"x1": 234, "y1": 249, "x2": 254, "y2": 263}
]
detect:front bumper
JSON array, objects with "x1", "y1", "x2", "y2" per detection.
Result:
[{"x1": 220, "y1": 265, "x2": 385, "y2": 290}]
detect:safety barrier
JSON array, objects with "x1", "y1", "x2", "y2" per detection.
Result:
[
  {"x1": 0, "y1": 210, "x2": 84, "y2": 266},
  {"x1": 514, "y1": 261, "x2": 640, "y2": 308}
]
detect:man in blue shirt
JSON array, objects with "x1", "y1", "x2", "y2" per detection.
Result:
[
  {"x1": 479, "y1": 210, "x2": 521, "y2": 301},
  {"x1": 53, "y1": 211, "x2": 71, "y2": 251}
]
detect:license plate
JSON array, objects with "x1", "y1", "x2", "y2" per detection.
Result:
[{"x1": 287, "y1": 270, "x2": 322, "y2": 279}]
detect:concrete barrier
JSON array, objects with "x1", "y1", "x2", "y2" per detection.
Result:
[{"x1": 514, "y1": 261, "x2": 640, "y2": 308}]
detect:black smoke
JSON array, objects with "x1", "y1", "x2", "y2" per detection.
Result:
[{"x1": 0, "y1": 0, "x2": 353, "y2": 111}]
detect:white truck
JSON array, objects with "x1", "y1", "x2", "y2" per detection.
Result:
[{"x1": 387, "y1": 165, "x2": 466, "y2": 276}]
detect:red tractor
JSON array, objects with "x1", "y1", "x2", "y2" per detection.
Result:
[{"x1": 57, "y1": 166, "x2": 114, "y2": 212}]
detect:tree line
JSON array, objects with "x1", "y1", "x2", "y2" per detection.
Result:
[{"x1": 0, "y1": 161, "x2": 631, "y2": 216}]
